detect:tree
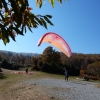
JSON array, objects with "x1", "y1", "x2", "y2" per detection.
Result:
[
  {"x1": 31, "y1": 56, "x2": 38, "y2": 70},
  {"x1": 0, "y1": 54, "x2": 3, "y2": 61},
  {"x1": 0, "y1": 0, "x2": 65, "y2": 45},
  {"x1": 41, "y1": 46, "x2": 63, "y2": 73},
  {"x1": 42, "y1": 46, "x2": 61, "y2": 64},
  {"x1": 86, "y1": 62, "x2": 100, "y2": 77},
  {"x1": 0, "y1": 59, "x2": 12, "y2": 69}
]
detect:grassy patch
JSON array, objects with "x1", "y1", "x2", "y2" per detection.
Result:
[
  {"x1": 5, "y1": 73, "x2": 20, "y2": 79},
  {"x1": 0, "y1": 73, "x2": 7, "y2": 79}
]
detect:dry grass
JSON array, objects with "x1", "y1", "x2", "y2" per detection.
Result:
[
  {"x1": 0, "y1": 70, "x2": 51, "y2": 100},
  {"x1": 0, "y1": 70, "x2": 78, "y2": 90}
]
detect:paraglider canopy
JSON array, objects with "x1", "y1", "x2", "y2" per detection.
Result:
[{"x1": 38, "y1": 32, "x2": 72, "y2": 57}]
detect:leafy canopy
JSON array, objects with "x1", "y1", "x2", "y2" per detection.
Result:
[
  {"x1": 42, "y1": 46, "x2": 61, "y2": 64},
  {"x1": 0, "y1": 0, "x2": 65, "y2": 45},
  {"x1": 36, "y1": 0, "x2": 65, "y2": 8}
]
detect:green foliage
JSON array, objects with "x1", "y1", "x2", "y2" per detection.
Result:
[
  {"x1": 42, "y1": 61, "x2": 59, "y2": 74},
  {"x1": 0, "y1": 59, "x2": 12, "y2": 69},
  {"x1": 0, "y1": 0, "x2": 54, "y2": 45},
  {"x1": 49, "y1": 61, "x2": 57, "y2": 73},
  {"x1": 36, "y1": 0, "x2": 64, "y2": 8},
  {"x1": 0, "y1": 59, "x2": 23, "y2": 70},
  {"x1": 0, "y1": 0, "x2": 69, "y2": 45},
  {"x1": 41, "y1": 63, "x2": 51, "y2": 72}
]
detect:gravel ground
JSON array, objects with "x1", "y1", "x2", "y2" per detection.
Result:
[
  {"x1": 21, "y1": 78, "x2": 100, "y2": 100},
  {"x1": 0, "y1": 68, "x2": 100, "y2": 100}
]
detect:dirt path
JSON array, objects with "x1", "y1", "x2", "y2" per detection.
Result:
[
  {"x1": 0, "y1": 68, "x2": 100, "y2": 100},
  {"x1": 0, "y1": 68, "x2": 53, "y2": 100},
  {"x1": 0, "y1": 83, "x2": 51, "y2": 100}
]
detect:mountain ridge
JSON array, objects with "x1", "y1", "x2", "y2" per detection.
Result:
[{"x1": 0, "y1": 50, "x2": 40, "y2": 56}]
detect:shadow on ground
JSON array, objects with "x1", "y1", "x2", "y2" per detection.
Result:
[{"x1": 0, "y1": 73, "x2": 7, "y2": 79}]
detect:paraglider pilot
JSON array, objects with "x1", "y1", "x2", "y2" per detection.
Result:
[{"x1": 65, "y1": 70, "x2": 69, "y2": 81}]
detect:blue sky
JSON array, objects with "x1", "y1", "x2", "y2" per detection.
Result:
[{"x1": 0, "y1": 0, "x2": 100, "y2": 54}]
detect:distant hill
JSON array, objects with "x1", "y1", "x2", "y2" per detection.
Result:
[{"x1": 0, "y1": 50, "x2": 40, "y2": 57}]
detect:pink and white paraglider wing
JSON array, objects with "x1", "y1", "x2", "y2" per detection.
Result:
[{"x1": 37, "y1": 32, "x2": 72, "y2": 57}]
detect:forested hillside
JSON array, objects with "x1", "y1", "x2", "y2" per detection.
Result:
[{"x1": 0, "y1": 47, "x2": 100, "y2": 79}]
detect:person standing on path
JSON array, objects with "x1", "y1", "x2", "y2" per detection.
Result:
[{"x1": 65, "y1": 70, "x2": 69, "y2": 81}]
